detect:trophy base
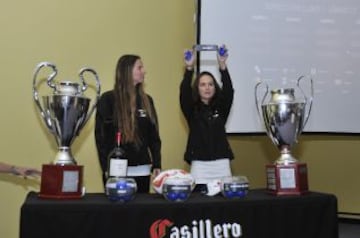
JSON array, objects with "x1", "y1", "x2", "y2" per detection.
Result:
[
  {"x1": 266, "y1": 163, "x2": 308, "y2": 196},
  {"x1": 39, "y1": 164, "x2": 83, "y2": 199}
]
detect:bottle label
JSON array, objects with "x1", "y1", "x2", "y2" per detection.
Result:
[{"x1": 109, "y1": 159, "x2": 128, "y2": 177}]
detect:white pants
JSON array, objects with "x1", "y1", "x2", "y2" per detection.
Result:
[
  {"x1": 127, "y1": 164, "x2": 151, "y2": 177},
  {"x1": 191, "y1": 158, "x2": 232, "y2": 184}
]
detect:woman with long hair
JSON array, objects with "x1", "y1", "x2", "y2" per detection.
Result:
[{"x1": 95, "y1": 54, "x2": 161, "y2": 193}]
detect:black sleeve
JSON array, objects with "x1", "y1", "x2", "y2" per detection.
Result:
[
  {"x1": 180, "y1": 69, "x2": 194, "y2": 123},
  {"x1": 219, "y1": 68, "x2": 234, "y2": 121},
  {"x1": 148, "y1": 96, "x2": 162, "y2": 170},
  {"x1": 94, "y1": 93, "x2": 114, "y2": 185}
]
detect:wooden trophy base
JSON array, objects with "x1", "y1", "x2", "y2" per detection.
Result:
[
  {"x1": 266, "y1": 163, "x2": 308, "y2": 196},
  {"x1": 39, "y1": 164, "x2": 83, "y2": 199}
]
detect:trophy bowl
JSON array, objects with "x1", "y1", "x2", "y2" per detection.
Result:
[
  {"x1": 105, "y1": 177, "x2": 137, "y2": 202},
  {"x1": 261, "y1": 88, "x2": 305, "y2": 165},
  {"x1": 162, "y1": 177, "x2": 193, "y2": 202},
  {"x1": 221, "y1": 176, "x2": 249, "y2": 199}
]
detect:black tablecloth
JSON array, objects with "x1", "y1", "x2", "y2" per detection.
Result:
[{"x1": 20, "y1": 189, "x2": 338, "y2": 238}]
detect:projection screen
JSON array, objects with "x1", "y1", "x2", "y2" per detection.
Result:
[{"x1": 198, "y1": 0, "x2": 360, "y2": 133}]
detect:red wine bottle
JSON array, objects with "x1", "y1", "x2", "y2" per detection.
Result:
[{"x1": 107, "y1": 132, "x2": 128, "y2": 178}]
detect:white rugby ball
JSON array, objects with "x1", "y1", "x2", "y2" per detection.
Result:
[{"x1": 152, "y1": 169, "x2": 195, "y2": 194}]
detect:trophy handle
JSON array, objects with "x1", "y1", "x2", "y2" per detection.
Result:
[
  {"x1": 297, "y1": 75, "x2": 314, "y2": 131},
  {"x1": 78, "y1": 67, "x2": 101, "y2": 127},
  {"x1": 254, "y1": 81, "x2": 269, "y2": 120},
  {"x1": 32, "y1": 62, "x2": 58, "y2": 132}
]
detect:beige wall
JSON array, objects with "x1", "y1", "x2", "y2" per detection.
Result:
[
  {"x1": 0, "y1": 1, "x2": 195, "y2": 237},
  {"x1": 0, "y1": 1, "x2": 358, "y2": 237}
]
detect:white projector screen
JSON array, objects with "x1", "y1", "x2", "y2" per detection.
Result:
[{"x1": 198, "y1": 0, "x2": 360, "y2": 133}]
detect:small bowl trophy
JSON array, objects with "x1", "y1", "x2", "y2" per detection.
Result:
[
  {"x1": 33, "y1": 62, "x2": 100, "y2": 199},
  {"x1": 221, "y1": 176, "x2": 249, "y2": 199},
  {"x1": 255, "y1": 76, "x2": 313, "y2": 195},
  {"x1": 105, "y1": 177, "x2": 137, "y2": 202},
  {"x1": 162, "y1": 177, "x2": 193, "y2": 202}
]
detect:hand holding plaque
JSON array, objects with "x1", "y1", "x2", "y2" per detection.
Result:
[
  {"x1": 33, "y1": 62, "x2": 101, "y2": 199},
  {"x1": 255, "y1": 76, "x2": 313, "y2": 195}
]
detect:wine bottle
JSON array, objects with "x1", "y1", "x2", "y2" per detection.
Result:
[
  {"x1": 105, "y1": 132, "x2": 136, "y2": 202},
  {"x1": 107, "y1": 132, "x2": 128, "y2": 178}
]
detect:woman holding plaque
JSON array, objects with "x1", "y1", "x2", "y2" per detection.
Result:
[
  {"x1": 180, "y1": 46, "x2": 234, "y2": 194},
  {"x1": 95, "y1": 54, "x2": 161, "y2": 193}
]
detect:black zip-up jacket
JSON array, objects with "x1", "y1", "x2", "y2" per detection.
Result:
[
  {"x1": 180, "y1": 68, "x2": 234, "y2": 164},
  {"x1": 95, "y1": 90, "x2": 161, "y2": 184}
]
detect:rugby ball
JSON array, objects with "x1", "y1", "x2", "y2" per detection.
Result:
[{"x1": 152, "y1": 169, "x2": 195, "y2": 194}]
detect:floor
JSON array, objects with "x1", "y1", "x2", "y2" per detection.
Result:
[{"x1": 339, "y1": 220, "x2": 360, "y2": 238}]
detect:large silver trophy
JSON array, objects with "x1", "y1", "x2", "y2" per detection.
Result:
[
  {"x1": 255, "y1": 76, "x2": 313, "y2": 195},
  {"x1": 33, "y1": 62, "x2": 100, "y2": 199}
]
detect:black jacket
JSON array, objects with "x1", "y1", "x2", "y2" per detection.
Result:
[
  {"x1": 95, "y1": 90, "x2": 161, "y2": 183},
  {"x1": 180, "y1": 68, "x2": 234, "y2": 164}
]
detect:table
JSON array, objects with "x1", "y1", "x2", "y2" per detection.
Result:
[{"x1": 20, "y1": 189, "x2": 338, "y2": 238}]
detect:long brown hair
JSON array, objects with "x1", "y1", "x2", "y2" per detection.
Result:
[{"x1": 113, "y1": 55, "x2": 156, "y2": 145}]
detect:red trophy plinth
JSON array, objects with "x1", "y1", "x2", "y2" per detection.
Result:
[
  {"x1": 39, "y1": 164, "x2": 83, "y2": 199},
  {"x1": 266, "y1": 163, "x2": 308, "y2": 196}
]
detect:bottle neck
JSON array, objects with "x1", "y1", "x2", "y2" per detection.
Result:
[{"x1": 116, "y1": 132, "x2": 121, "y2": 147}]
